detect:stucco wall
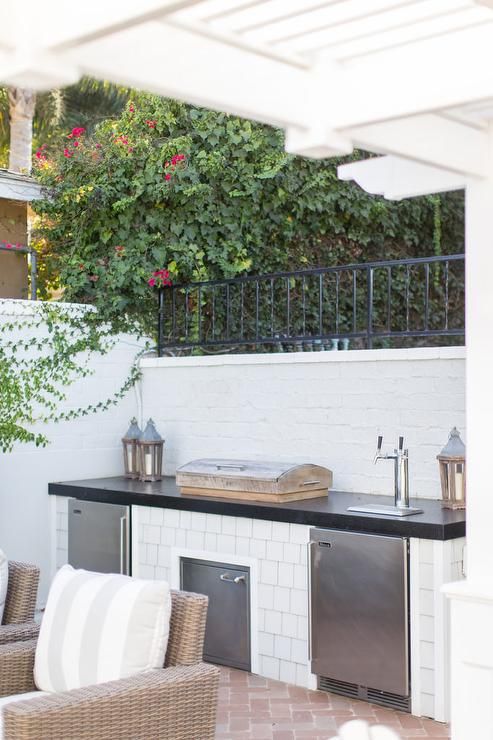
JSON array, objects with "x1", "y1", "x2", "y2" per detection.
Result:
[{"x1": 0, "y1": 299, "x2": 142, "y2": 599}]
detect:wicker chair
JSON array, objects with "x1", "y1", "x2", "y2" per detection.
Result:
[
  {"x1": 0, "y1": 562, "x2": 40, "y2": 646},
  {"x1": 0, "y1": 590, "x2": 220, "y2": 740}
]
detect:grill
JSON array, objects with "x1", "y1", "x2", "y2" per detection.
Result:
[{"x1": 176, "y1": 459, "x2": 333, "y2": 503}]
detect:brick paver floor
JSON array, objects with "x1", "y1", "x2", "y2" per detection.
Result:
[{"x1": 216, "y1": 667, "x2": 450, "y2": 739}]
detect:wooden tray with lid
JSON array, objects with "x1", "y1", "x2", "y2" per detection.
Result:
[{"x1": 176, "y1": 459, "x2": 332, "y2": 503}]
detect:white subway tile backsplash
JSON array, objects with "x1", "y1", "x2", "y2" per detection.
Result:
[
  {"x1": 252, "y1": 520, "x2": 272, "y2": 541},
  {"x1": 264, "y1": 610, "x2": 282, "y2": 635},
  {"x1": 281, "y1": 612, "x2": 298, "y2": 639},
  {"x1": 293, "y1": 564, "x2": 308, "y2": 590},
  {"x1": 274, "y1": 635, "x2": 291, "y2": 661},
  {"x1": 279, "y1": 659, "x2": 297, "y2": 684},
  {"x1": 291, "y1": 638, "x2": 308, "y2": 665},
  {"x1": 261, "y1": 656, "x2": 280, "y2": 681},
  {"x1": 261, "y1": 560, "x2": 278, "y2": 586},
  {"x1": 283, "y1": 543, "x2": 301, "y2": 564},
  {"x1": 259, "y1": 631, "x2": 274, "y2": 657},
  {"x1": 272, "y1": 522, "x2": 290, "y2": 542},
  {"x1": 291, "y1": 589, "x2": 308, "y2": 617},
  {"x1": 204, "y1": 532, "x2": 217, "y2": 552},
  {"x1": 278, "y1": 562, "x2": 295, "y2": 588},
  {"x1": 236, "y1": 518, "x2": 252, "y2": 537},
  {"x1": 150, "y1": 508, "x2": 164, "y2": 526},
  {"x1": 249, "y1": 538, "x2": 267, "y2": 559},
  {"x1": 179, "y1": 511, "x2": 192, "y2": 529},
  {"x1": 217, "y1": 534, "x2": 235, "y2": 553},
  {"x1": 163, "y1": 509, "x2": 180, "y2": 528},
  {"x1": 205, "y1": 513, "x2": 221, "y2": 533},
  {"x1": 258, "y1": 584, "x2": 275, "y2": 610},
  {"x1": 186, "y1": 530, "x2": 205, "y2": 550},
  {"x1": 221, "y1": 515, "x2": 237, "y2": 535},
  {"x1": 266, "y1": 541, "x2": 284, "y2": 562},
  {"x1": 191, "y1": 512, "x2": 207, "y2": 531},
  {"x1": 290, "y1": 524, "x2": 309, "y2": 545},
  {"x1": 274, "y1": 586, "x2": 290, "y2": 613}
]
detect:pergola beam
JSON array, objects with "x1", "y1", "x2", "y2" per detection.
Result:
[
  {"x1": 338, "y1": 156, "x2": 466, "y2": 200},
  {"x1": 66, "y1": 22, "x2": 310, "y2": 130}
]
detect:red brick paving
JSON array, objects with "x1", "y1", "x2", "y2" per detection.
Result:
[{"x1": 216, "y1": 667, "x2": 450, "y2": 739}]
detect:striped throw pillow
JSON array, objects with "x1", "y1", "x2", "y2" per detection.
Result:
[
  {"x1": 0, "y1": 550, "x2": 7, "y2": 624},
  {"x1": 34, "y1": 565, "x2": 171, "y2": 693}
]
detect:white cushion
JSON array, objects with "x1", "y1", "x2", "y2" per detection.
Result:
[
  {"x1": 34, "y1": 565, "x2": 171, "y2": 693},
  {"x1": 0, "y1": 551, "x2": 8, "y2": 624},
  {"x1": 0, "y1": 691, "x2": 49, "y2": 738}
]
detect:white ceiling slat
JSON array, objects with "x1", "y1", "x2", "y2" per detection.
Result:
[
  {"x1": 241, "y1": 0, "x2": 420, "y2": 44},
  {"x1": 273, "y1": 0, "x2": 470, "y2": 54},
  {"x1": 66, "y1": 21, "x2": 310, "y2": 130},
  {"x1": 206, "y1": 0, "x2": 336, "y2": 32},
  {"x1": 327, "y1": 7, "x2": 493, "y2": 62},
  {"x1": 180, "y1": 0, "x2": 269, "y2": 22}
]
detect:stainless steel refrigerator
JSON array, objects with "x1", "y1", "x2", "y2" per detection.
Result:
[{"x1": 68, "y1": 498, "x2": 130, "y2": 575}]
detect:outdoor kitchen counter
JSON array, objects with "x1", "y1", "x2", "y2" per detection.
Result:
[{"x1": 49, "y1": 475, "x2": 465, "y2": 541}]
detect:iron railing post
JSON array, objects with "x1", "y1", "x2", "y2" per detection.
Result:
[
  {"x1": 366, "y1": 266, "x2": 374, "y2": 349},
  {"x1": 157, "y1": 287, "x2": 164, "y2": 357}
]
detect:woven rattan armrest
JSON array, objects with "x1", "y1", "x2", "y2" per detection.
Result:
[
  {"x1": 0, "y1": 640, "x2": 36, "y2": 698},
  {"x1": 0, "y1": 621, "x2": 40, "y2": 646},
  {"x1": 3, "y1": 663, "x2": 220, "y2": 740},
  {"x1": 4, "y1": 563, "x2": 39, "y2": 625}
]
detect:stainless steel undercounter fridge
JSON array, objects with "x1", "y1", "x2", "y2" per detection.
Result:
[
  {"x1": 68, "y1": 498, "x2": 130, "y2": 575},
  {"x1": 310, "y1": 528, "x2": 410, "y2": 711}
]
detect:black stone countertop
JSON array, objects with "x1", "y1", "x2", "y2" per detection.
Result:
[{"x1": 49, "y1": 476, "x2": 465, "y2": 541}]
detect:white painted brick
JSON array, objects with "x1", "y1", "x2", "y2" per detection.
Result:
[
  {"x1": 420, "y1": 693, "x2": 435, "y2": 719},
  {"x1": 264, "y1": 609, "x2": 282, "y2": 634},
  {"x1": 221, "y1": 515, "x2": 237, "y2": 535},
  {"x1": 258, "y1": 584, "x2": 274, "y2": 610},
  {"x1": 158, "y1": 545, "x2": 171, "y2": 567},
  {"x1": 283, "y1": 543, "x2": 301, "y2": 564},
  {"x1": 163, "y1": 509, "x2": 180, "y2": 528},
  {"x1": 236, "y1": 537, "x2": 250, "y2": 556},
  {"x1": 274, "y1": 586, "x2": 290, "y2": 612},
  {"x1": 420, "y1": 640, "x2": 435, "y2": 670},
  {"x1": 250, "y1": 539, "x2": 267, "y2": 559},
  {"x1": 259, "y1": 631, "x2": 274, "y2": 657},
  {"x1": 138, "y1": 507, "x2": 150, "y2": 524},
  {"x1": 204, "y1": 532, "x2": 217, "y2": 552},
  {"x1": 139, "y1": 564, "x2": 155, "y2": 579},
  {"x1": 191, "y1": 512, "x2": 207, "y2": 531},
  {"x1": 252, "y1": 520, "x2": 272, "y2": 540},
  {"x1": 175, "y1": 529, "x2": 186, "y2": 547},
  {"x1": 279, "y1": 659, "x2": 297, "y2": 685},
  {"x1": 421, "y1": 668, "x2": 435, "y2": 694},
  {"x1": 266, "y1": 540, "x2": 284, "y2": 562},
  {"x1": 146, "y1": 544, "x2": 158, "y2": 565},
  {"x1": 217, "y1": 534, "x2": 235, "y2": 553},
  {"x1": 143, "y1": 525, "x2": 161, "y2": 545},
  {"x1": 150, "y1": 508, "x2": 164, "y2": 526},
  {"x1": 272, "y1": 522, "x2": 290, "y2": 542},
  {"x1": 236, "y1": 518, "x2": 252, "y2": 537},
  {"x1": 293, "y1": 564, "x2": 307, "y2": 590},
  {"x1": 261, "y1": 656, "x2": 279, "y2": 681},
  {"x1": 291, "y1": 638, "x2": 307, "y2": 665},
  {"x1": 274, "y1": 635, "x2": 291, "y2": 661},
  {"x1": 160, "y1": 527, "x2": 176, "y2": 546},
  {"x1": 296, "y1": 663, "x2": 310, "y2": 687},
  {"x1": 205, "y1": 513, "x2": 221, "y2": 533},
  {"x1": 291, "y1": 589, "x2": 308, "y2": 617},
  {"x1": 420, "y1": 615, "x2": 435, "y2": 642},
  {"x1": 278, "y1": 562, "x2": 295, "y2": 588},
  {"x1": 289, "y1": 524, "x2": 309, "y2": 545},
  {"x1": 297, "y1": 617, "x2": 308, "y2": 642},
  {"x1": 186, "y1": 530, "x2": 205, "y2": 550},
  {"x1": 261, "y1": 560, "x2": 278, "y2": 586},
  {"x1": 281, "y1": 613, "x2": 298, "y2": 638}
]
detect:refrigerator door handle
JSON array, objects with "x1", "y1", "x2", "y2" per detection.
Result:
[
  {"x1": 307, "y1": 540, "x2": 316, "y2": 661},
  {"x1": 120, "y1": 516, "x2": 128, "y2": 575}
]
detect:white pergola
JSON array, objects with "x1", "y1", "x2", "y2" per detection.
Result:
[{"x1": 2, "y1": 2, "x2": 492, "y2": 737}]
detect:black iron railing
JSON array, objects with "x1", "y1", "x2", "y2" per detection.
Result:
[{"x1": 157, "y1": 254, "x2": 465, "y2": 355}]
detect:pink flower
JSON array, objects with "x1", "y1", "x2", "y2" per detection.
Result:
[
  {"x1": 68, "y1": 127, "x2": 86, "y2": 139},
  {"x1": 95, "y1": 143, "x2": 102, "y2": 149},
  {"x1": 88, "y1": 274, "x2": 99, "y2": 282},
  {"x1": 63, "y1": 148, "x2": 72, "y2": 158},
  {"x1": 165, "y1": 173, "x2": 172, "y2": 181},
  {"x1": 148, "y1": 278, "x2": 156, "y2": 287},
  {"x1": 73, "y1": 140, "x2": 80, "y2": 147},
  {"x1": 129, "y1": 103, "x2": 135, "y2": 113},
  {"x1": 146, "y1": 120, "x2": 157, "y2": 129},
  {"x1": 114, "y1": 245, "x2": 124, "y2": 253}
]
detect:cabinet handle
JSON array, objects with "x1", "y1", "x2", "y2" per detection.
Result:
[
  {"x1": 303, "y1": 480, "x2": 321, "y2": 486},
  {"x1": 220, "y1": 573, "x2": 245, "y2": 584}
]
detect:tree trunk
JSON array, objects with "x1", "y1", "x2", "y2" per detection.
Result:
[{"x1": 8, "y1": 87, "x2": 36, "y2": 174}]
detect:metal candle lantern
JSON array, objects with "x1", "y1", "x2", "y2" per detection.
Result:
[
  {"x1": 138, "y1": 419, "x2": 164, "y2": 482},
  {"x1": 122, "y1": 418, "x2": 142, "y2": 479},
  {"x1": 437, "y1": 427, "x2": 466, "y2": 509}
]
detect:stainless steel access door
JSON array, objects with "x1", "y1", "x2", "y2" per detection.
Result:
[
  {"x1": 310, "y1": 528, "x2": 409, "y2": 696},
  {"x1": 180, "y1": 557, "x2": 251, "y2": 671},
  {"x1": 68, "y1": 499, "x2": 130, "y2": 575}
]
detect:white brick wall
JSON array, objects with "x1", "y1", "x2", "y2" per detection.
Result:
[
  {"x1": 141, "y1": 347, "x2": 465, "y2": 499},
  {"x1": 134, "y1": 505, "x2": 313, "y2": 688}
]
